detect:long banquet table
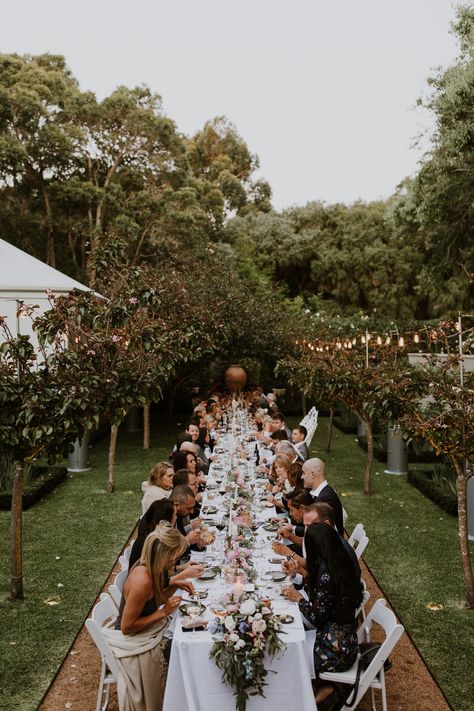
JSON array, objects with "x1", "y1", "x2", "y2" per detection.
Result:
[{"x1": 162, "y1": 429, "x2": 316, "y2": 711}]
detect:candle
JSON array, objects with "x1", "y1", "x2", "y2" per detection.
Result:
[
  {"x1": 234, "y1": 575, "x2": 244, "y2": 599},
  {"x1": 234, "y1": 481, "x2": 238, "y2": 502}
]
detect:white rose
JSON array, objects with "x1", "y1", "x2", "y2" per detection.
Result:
[
  {"x1": 254, "y1": 612, "x2": 262, "y2": 620},
  {"x1": 235, "y1": 639, "x2": 246, "y2": 650},
  {"x1": 239, "y1": 599, "x2": 256, "y2": 616},
  {"x1": 252, "y1": 619, "x2": 267, "y2": 633},
  {"x1": 224, "y1": 616, "x2": 236, "y2": 631},
  {"x1": 229, "y1": 633, "x2": 239, "y2": 643}
]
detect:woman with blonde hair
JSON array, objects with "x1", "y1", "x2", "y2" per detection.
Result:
[
  {"x1": 141, "y1": 461, "x2": 174, "y2": 515},
  {"x1": 106, "y1": 522, "x2": 192, "y2": 710}
]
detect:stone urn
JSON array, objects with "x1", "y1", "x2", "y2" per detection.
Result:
[{"x1": 224, "y1": 365, "x2": 247, "y2": 393}]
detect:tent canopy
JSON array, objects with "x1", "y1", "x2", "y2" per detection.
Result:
[{"x1": 0, "y1": 239, "x2": 90, "y2": 293}]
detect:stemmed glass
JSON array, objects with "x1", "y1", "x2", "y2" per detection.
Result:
[{"x1": 187, "y1": 595, "x2": 203, "y2": 638}]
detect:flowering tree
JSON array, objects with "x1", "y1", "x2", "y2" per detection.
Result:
[
  {"x1": 278, "y1": 341, "x2": 422, "y2": 494},
  {"x1": 401, "y1": 354, "x2": 474, "y2": 608},
  {"x1": 0, "y1": 312, "x2": 99, "y2": 599}
]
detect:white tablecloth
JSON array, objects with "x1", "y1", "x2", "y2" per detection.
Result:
[{"x1": 163, "y1": 455, "x2": 316, "y2": 711}]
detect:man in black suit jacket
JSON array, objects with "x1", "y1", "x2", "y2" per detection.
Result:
[
  {"x1": 301, "y1": 457, "x2": 344, "y2": 536},
  {"x1": 291, "y1": 425, "x2": 310, "y2": 462}
]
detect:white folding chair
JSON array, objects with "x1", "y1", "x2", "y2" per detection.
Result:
[
  {"x1": 118, "y1": 540, "x2": 135, "y2": 571},
  {"x1": 356, "y1": 579, "x2": 371, "y2": 621},
  {"x1": 85, "y1": 593, "x2": 119, "y2": 711},
  {"x1": 300, "y1": 406, "x2": 319, "y2": 447},
  {"x1": 108, "y1": 568, "x2": 128, "y2": 609},
  {"x1": 320, "y1": 599, "x2": 404, "y2": 711},
  {"x1": 348, "y1": 523, "x2": 369, "y2": 560}
]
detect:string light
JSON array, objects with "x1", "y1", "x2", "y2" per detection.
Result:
[
  {"x1": 376, "y1": 336, "x2": 382, "y2": 345},
  {"x1": 399, "y1": 337, "x2": 405, "y2": 348},
  {"x1": 414, "y1": 334, "x2": 420, "y2": 343},
  {"x1": 385, "y1": 336, "x2": 391, "y2": 346},
  {"x1": 361, "y1": 335, "x2": 366, "y2": 344}
]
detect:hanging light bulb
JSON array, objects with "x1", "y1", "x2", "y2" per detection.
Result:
[
  {"x1": 367, "y1": 333, "x2": 371, "y2": 341},
  {"x1": 385, "y1": 336, "x2": 391, "y2": 346},
  {"x1": 348, "y1": 341, "x2": 353, "y2": 349},
  {"x1": 414, "y1": 334, "x2": 420, "y2": 344},
  {"x1": 352, "y1": 337, "x2": 356, "y2": 345},
  {"x1": 376, "y1": 336, "x2": 382, "y2": 345},
  {"x1": 361, "y1": 335, "x2": 366, "y2": 344},
  {"x1": 399, "y1": 336, "x2": 405, "y2": 347}
]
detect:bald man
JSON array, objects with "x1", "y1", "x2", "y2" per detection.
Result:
[{"x1": 301, "y1": 457, "x2": 344, "y2": 535}]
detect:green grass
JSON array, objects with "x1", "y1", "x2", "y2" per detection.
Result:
[
  {"x1": 1, "y1": 413, "x2": 473, "y2": 710},
  {"x1": 311, "y1": 416, "x2": 474, "y2": 711},
  {"x1": 0, "y1": 415, "x2": 181, "y2": 711}
]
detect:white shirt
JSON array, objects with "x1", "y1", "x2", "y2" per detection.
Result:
[{"x1": 310, "y1": 480, "x2": 328, "y2": 498}]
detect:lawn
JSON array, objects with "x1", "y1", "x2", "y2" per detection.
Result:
[
  {"x1": 0, "y1": 415, "x2": 181, "y2": 711},
  {"x1": 315, "y1": 416, "x2": 474, "y2": 711},
  {"x1": 1, "y1": 413, "x2": 473, "y2": 711}
]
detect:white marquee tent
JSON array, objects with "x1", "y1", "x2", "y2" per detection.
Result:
[{"x1": 0, "y1": 238, "x2": 91, "y2": 351}]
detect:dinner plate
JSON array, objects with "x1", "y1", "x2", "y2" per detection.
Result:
[
  {"x1": 262, "y1": 522, "x2": 279, "y2": 532},
  {"x1": 199, "y1": 569, "x2": 218, "y2": 580},
  {"x1": 268, "y1": 557, "x2": 284, "y2": 565},
  {"x1": 179, "y1": 602, "x2": 207, "y2": 616},
  {"x1": 202, "y1": 506, "x2": 218, "y2": 515},
  {"x1": 271, "y1": 571, "x2": 287, "y2": 582},
  {"x1": 276, "y1": 614, "x2": 294, "y2": 624}
]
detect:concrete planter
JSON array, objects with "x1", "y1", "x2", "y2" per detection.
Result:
[
  {"x1": 384, "y1": 425, "x2": 408, "y2": 475},
  {"x1": 67, "y1": 431, "x2": 91, "y2": 472}
]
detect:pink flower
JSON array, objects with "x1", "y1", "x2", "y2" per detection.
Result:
[
  {"x1": 129, "y1": 297, "x2": 138, "y2": 305},
  {"x1": 87, "y1": 350, "x2": 96, "y2": 356}
]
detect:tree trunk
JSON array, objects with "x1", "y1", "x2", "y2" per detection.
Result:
[
  {"x1": 363, "y1": 418, "x2": 373, "y2": 496},
  {"x1": 301, "y1": 393, "x2": 307, "y2": 417},
  {"x1": 326, "y1": 406, "x2": 334, "y2": 453},
  {"x1": 10, "y1": 460, "x2": 24, "y2": 600},
  {"x1": 143, "y1": 402, "x2": 150, "y2": 450},
  {"x1": 107, "y1": 423, "x2": 119, "y2": 493},
  {"x1": 453, "y1": 459, "x2": 474, "y2": 608},
  {"x1": 41, "y1": 182, "x2": 55, "y2": 267}
]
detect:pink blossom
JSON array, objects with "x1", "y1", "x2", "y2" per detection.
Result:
[
  {"x1": 87, "y1": 350, "x2": 96, "y2": 356},
  {"x1": 129, "y1": 297, "x2": 138, "y2": 304}
]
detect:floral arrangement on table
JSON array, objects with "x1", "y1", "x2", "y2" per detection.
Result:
[
  {"x1": 210, "y1": 594, "x2": 286, "y2": 711},
  {"x1": 224, "y1": 539, "x2": 257, "y2": 580}
]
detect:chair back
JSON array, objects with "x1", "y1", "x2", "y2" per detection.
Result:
[
  {"x1": 85, "y1": 593, "x2": 119, "y2": 677},
  {"x1": 343, "y1": 599, "x2": 404, "y2": 710},
  {"x1": 109, "y1": 569, "x2": 128, "y2": 609},
  {"x1": 355, "y1": 585, "x2": 371, "y2": 620},
  {"x1": 299, "y1": 406, "x2": 319, "y2": 447},
  {"x1": 119, "y1": 540, "x2": 135, "y2": 571},
  {"x1": 347, "y1": 523, "x2": 369, "y2": 560}
]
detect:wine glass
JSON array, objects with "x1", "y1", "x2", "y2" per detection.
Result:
[{"x1": 187, "y1": 597, "x2": 203, "y2": 638}]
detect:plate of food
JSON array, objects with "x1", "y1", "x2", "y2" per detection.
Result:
[
  {"x1": 202, "y1": 506, "x2": 218, "y2": 515},
  {"x1": 199, "y1": 569, "x2": 218, "y2": 581},
  {"x1": 262, "y1": 522, "x2": 279, "y2": 532},
  {"x1": 271, "y1": 571, "x2": 287, "y2": 582},
  {"x1": 179, "y1": 602, "x2": 207, "y2": 616},
  {"x1": 275, "y1": 613, "x2": 294, "y2": 624},
  {"x1": 268, "y1": 557, "x2": 285, "y2": 565}
]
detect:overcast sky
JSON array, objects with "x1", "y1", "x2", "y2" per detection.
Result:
[{"x1": 1, "y1": 0, "x2": 462, "y2": 210}]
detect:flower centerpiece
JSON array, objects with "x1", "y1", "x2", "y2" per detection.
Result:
[
  {"x1": 210, "y1": 594, "x2": 286, "y2": 711},
  {"x1": 224, "y1": 538, "x2": 257, "y2": 580}
]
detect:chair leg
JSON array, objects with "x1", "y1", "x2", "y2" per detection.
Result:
[
  {"x1": 96, "y1": 659, "x2": 106, "y2": 711},
  {"x1": 380, "y1": 669, "x2": 387, "y2": 711},
  {"x1": 101, "y1": 681, "x2": 111, "y2": 711}
]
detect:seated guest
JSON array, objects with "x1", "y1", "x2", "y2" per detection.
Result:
[
  {"x1": 304, "y1": 502, "x2": 360, "y2": 579},
  {"x1": 276, "y1": 440, "x2": 302, "y2": 463},
  {"x1": 179, "y1": 441, "x2": 208, "y2": 478},
  {"x1": 129, "y1": 499, "x2": 176, "y2": 569},
  {"x1": 271, "y1": 411, "x2": 292, "y2": 438},
  {"x1": 283, "y1": 523, "x2": 362, "y2": 709},
  {"x1": 267, "y1": 455, "x2": 293, "y2": 511},
  {"x1": 173, "y1": 469, "x2": 191, "y2": 487},
  {"x1": 292, "y1": 425, "x2": 310, "y2": 461},
  {"x1": 109, "y1": 522, "x2": 192, "y2": 711},
  {"x1": 141, "y1": 462, "x2": 174, "y2": 515},
  {"x1": 302, "y1": 458, "x2": 344, "y2": 536},
  {"x1": 171, "y1": 485, "x2": 203, "y2": 549},
  {"x1": 172, "y1": 450, "x2": 198, "y2": 476}
]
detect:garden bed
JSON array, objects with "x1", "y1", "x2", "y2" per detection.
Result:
[
  {"x1": 0, "y1": 465, "x2": 68, "y2": 510},
  {"x1": 407, "y1": 468, "x2": 457, "y2": 517}
]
